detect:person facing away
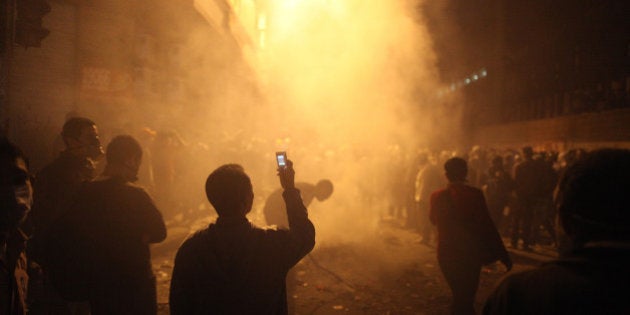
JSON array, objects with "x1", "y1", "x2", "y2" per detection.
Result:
[
  {"x1": 483, "y1": 149, "x2": 630, "y2": 315},
  {"x1": 169, "y1": 161, "x2": 315, "y2": 315},
  {"x1": 263, "y1": 179, "x2": 333, "y2": 229},
  {"x1": 430, "y1": 157, "x2": 512, "y2": 315},
  {"x1": 60, "y1": 135, "x2": 167, "y2": 314},
  {"x1": 484, "y1": 156, "x2": 514, "y2": 231},
  {"x1": 416, "y1": 153, "x2": 444, "y2": 244},
  {"x1": 0, "y1": 138, "x2": 33, "y2": 315},
  {"x1": 511, "y1": 146, "x2": 543, "y2": 250}
]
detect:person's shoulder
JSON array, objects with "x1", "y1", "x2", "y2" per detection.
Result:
[
  {"x1": 36, "y1": 156, "x2": 66, "y2": 179},
  {"x1": 514, "y1": 160, "x2": 528, "y2": 169},
  {"x1": 120, "y1": 182, "x2": 153, "y2": 198},
  {"x1": 463, "y1": 184, "x2": 483, "y2": 195},
  {"x1": 177, "y1": 227, "x2": 211, "y2": 254},
  {"x1": 430, "y1": 187, "x2": 449, "y2": 199}
]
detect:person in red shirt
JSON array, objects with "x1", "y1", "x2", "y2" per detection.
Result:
[{"x1": 430, "y1": 157, "x2": 512, "y2": 314}]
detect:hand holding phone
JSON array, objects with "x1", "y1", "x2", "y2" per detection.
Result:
[
  {"x1": 276, "y1": 152, "x2": 295, "y2": 190},
  {"x1": 276, "y1": 151, "x2": 287, "y2": 169}
]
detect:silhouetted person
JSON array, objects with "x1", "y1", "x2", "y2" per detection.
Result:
[
  {"x1": 484, "y1": 149, "x2": 630, "y2": 315},
  {"x1": 29, "y1": 117, "x2": 103, "y2": 314},
  {"x1": 484, "y1": 156, "x2": 514, "y2": 231},
  {"x1": 511, "y1": 146, "x2": 542, "y2": 250},
  {"x1": 533, "y1": 153, "x2": 559, "y2": 246},
  {"x1": 430, "y1": 157, "x2": 512, "y2": 315},
  {"x1": 0, "y1": 139, "x2": 33, "y2": 315},
  {"x1": 151, "y1": 129, "x2": 185, "y2": 219},
  {"x1": 61, "y1": 135, "x2": 166, "y2": 314},
  {"x1": 31, "y1": 117, "x2": 103, "y2": 243},
  {"x1": 263, "y1": 180, "x2": 333, "y2": 229},
  {"x1": 170, "y1": 161, "x2": 315, "y2": 315},
  {"x1": 416, "y1": 154, "x2": 443, "y2": 244}
]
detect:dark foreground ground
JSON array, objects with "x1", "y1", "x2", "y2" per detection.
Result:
[{"x1": 151, "y1": 218, "x2": 554, "y2": 315}]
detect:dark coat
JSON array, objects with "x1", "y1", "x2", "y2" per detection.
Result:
[
  {"x1": 63, "y1": 176, "x2": 166, "y2": 314},
  {"x1": 30, "y1": 152, "x2": 95, "y2": 261},
  {"x1": 430, "y1": 182, "x2": 509, "y2": 263},
  {"x1": 169, "y1": 188, "x2": 315, "y2": 315}
]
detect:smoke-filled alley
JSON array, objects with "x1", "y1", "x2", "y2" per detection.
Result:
[{"x1": 1, "y1": 0, "x2": 629, "y2": 314}]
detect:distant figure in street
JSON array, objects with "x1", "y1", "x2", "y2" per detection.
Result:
[
  {"x1": 263, "y1": 179, "x2": 333, "y2": 229},
  {"x1": 430, "y1": 157, "x2": 512, "y2": 315},
  {"x1": 511, "y1": 146, "x2": 542, "y2": 250},
  {"x1": 60, "y1": 135, "x2": 167, "y2": 314},
  {"x1": 416, "y1": 153, "x2": 443, "y2": 244},
  {"x1": 29, "y1": 117, "x2": 103, "y2": 314},
  {"x1": 484, "y1": 149, "x2": 630, "y2": 315},
  {"x1": 0, "y1": 139, "x2": 33, "y2": 315},
  {"x1": 151, "y1": 129, "x2": 185, "y2": 219},
  {"x1": 484, "y1": 156, "x2": 514, "y2": 231},
  {"x1": 170, "y1": 161, "x2": 315, "y2": 315}
]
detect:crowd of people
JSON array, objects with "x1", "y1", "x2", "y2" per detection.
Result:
[
  {"x1": 402, "y1": 145, "x2": 586, "y2": 253},
  {"x1": 1, "y1": 116, "x2": 629, "y2": 314}
]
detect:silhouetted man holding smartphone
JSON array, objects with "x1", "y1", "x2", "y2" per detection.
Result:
[{"x1": 170, "y1": 159, "x2": 315, "y2": 314}]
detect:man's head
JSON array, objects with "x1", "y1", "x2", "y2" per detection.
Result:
[
  {"x1": 555, "y1": 149, "x2": 630, "y2": 246},
  {"x1": 62, "y1": 117, "x2": 103, "y2": 160},
  {"x1": 522, "y1": 146, "x2": 534, "y2": 160},
  {"x1": 444, "y1": 157, "x2": 467, "y2": 182},
  {"x1": 491, "y1": 155, "x2": 503, "y2": 168},
  {"x1": 105, "y1": 135, "x2": 143, "y2": 182},
  {"x1": 205, "y1": 164, "x2": 253, "y2": 217},
  {"x1": 0, "y1": 138, "x2": 32, "y2": 233},
  {"x1": 314, "y1": 179, "x2": 334, "y2": 201}
]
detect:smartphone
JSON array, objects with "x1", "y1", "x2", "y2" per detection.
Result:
[{"x1": 276, "y1": 151, "x2": 287, "y2": 168}]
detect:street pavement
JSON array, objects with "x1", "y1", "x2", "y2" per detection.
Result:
[{"x1": 151, "y1": 217, "x2": 554, "y2": 314}]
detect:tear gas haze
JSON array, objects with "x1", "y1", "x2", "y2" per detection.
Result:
[{"x1": 105, "y1": 1, "x2": 460, "y2": 256}]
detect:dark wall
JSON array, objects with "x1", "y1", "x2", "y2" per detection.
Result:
[{"x1": 424, "y1": 0, "x2": 630, "y2": 130}]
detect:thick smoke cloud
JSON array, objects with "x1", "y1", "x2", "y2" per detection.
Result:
[
  {"x1": 117, "y1": 0, "x2": 461, "y2": 249},
  {"x1": 240, "y1": 0, "x2": 458, "y2": 244}
]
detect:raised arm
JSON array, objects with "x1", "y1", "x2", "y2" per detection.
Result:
[{"x1": 278, "y1": 160, "x2": 315, "y2": 266}]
